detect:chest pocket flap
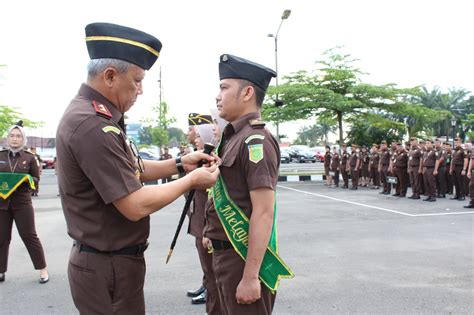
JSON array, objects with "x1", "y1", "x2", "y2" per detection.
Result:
[{"x1": 220, "y1": 153, "x2": 236, "y2": 168}]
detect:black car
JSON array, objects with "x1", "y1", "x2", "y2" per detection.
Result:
[
  {"x1": 280, "y1": 150, "x2": 290, "y2": 163},
  {"x1": 280, "y1": 147, "x2": 298, "y2": 163},
  {"x1": 290, "y1": 147, "x2": 316, "y2": 163}
]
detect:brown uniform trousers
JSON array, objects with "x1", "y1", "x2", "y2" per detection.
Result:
[
  {"x1": 408, "y1": 169, "x2": 421, "y2": 198},
  {"x1": 195, "y1": 238, "x2": 220, "y2": 314},
  {"x1": 0, "y1": 202, "x2": 46, "y2": 273},
  {"x1": 469, "y1": 170, "x2": 474, "y2": 205},
  {"x1": 340, "y1": 153, "x2": 349, "y2": 188},
  {"x1": 68, "y1": 244, "x2": 145, "y2": 315},
  {"x1": 424, "y1": 167, "x2": 437, "y2": 199},
  {"x1": 213, "y1": 248, "x2": 275, "y2": 315},
  {"x1": 452, "y1": 165, "x2": 466, "y2": 198},
  {"x1": 446, "y1": 162, "x2": 454, "y2": 194},
  {"x1": 393, "y1": 166, "x2": 408, "y2": 196},
  {"x1": 436, "y1": 166, "x2": 447, "y2": 196}
]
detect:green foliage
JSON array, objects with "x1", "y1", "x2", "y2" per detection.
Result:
[
  {"x1": 0, "y1": 105, "x2": 43, "y2": 137},
  {"x1": 139, "y1": 101, "x2": 177, "y2": 146}
]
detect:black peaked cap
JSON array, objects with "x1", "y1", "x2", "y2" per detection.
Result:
[{"x1": 85, "y1": 22, "x2": 162, "y2": 70}]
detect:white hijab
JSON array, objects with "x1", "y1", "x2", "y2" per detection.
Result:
[{"x1": 6, "y1": 125, "x2": 27, "y2": 153}]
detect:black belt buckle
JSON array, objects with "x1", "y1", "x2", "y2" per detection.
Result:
[{"x1": 211, "y1": 239, "x2": 233, "y2": 250}]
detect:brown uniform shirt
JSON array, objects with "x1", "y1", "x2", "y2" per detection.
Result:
[
  {"x1": 56, "y1": 84, "x2": 146, "y2": 251},
  {"x1": 436, "y1": 148, "x2": 447, "y2": 167},
  {"x1": 408, "y1": 148, "x2": 422, "y2": 171},
  {"x1": 452, "y1": 147, "x2": 466, "y2": 166},
  {"x1": 324, "y1": 152, "x2": 331, "y2": 168},
  {"x1": 330, "y1": 153, "x2": 340, "y2": 171},
  {"x1": 369, "y1": 152, "x2": 379, "y2": 169},
  {"x1": 349, "y1": 151, "x2": 360, "y2": 168},
  {"x1": 340, "y1": 150, "x2": 349, "y2": 169},
  {"x1": 0, "y1": 150, "x2": 39, "y2": 210},
  {"x1": 380, "y1": 149, "x2": 390, "y2": 166},
  {"x1": 394, "y1": 150, "x2": 408, "y2": 168},
  {"x1": 423, "y1": 150, "x2": 437, "y2": 168},
  {"x1": 204, "y1": 112, "x2": 279, "y2": 241}
]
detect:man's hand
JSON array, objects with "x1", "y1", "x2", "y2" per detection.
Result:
[
  {"x1": 202, "y1": 237, "x2": 211, "y2": 250},
  {"x1": 189, "y1": 164, "x2": 220, "y2": 190},
  {"x1": 236, "y1": 277, "x2": 261, "y2": 304},
  {"x1": 468, "y1": 171, "x2": 471, "y2": 179},
  {"x1": 181, "y1": 151, "x2": 218, "y2": 172},
  {"x1": 433, "y1": 170, "x2": 438, "y2": 176},
  {"x1": 462, "y1": 170, "x2": 466, "y2": 176}
]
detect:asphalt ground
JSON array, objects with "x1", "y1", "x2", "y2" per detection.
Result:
[{"x1": 1, "y1": 170, "x2": 473, "y2": 314}]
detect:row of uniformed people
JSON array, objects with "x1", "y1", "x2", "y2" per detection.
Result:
[{"x1": 325, "y1": 137, "x2": 473, "y2": 205}]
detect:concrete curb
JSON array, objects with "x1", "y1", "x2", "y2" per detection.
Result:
[{"x1": 278, "y1": 175, "x2": 323, "y2": 182}]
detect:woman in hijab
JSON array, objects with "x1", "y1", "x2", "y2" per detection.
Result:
[{"x1": 0, "y1": 121, "x2": 49, "y2": 284}]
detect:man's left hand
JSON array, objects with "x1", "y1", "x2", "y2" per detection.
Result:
[{"x1": 236, "y1": 277, "x2": 261, "y2": 305}]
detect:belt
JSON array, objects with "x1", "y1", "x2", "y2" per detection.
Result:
[
  {"x1": 210, "y1": 239, "x2": 233, "y2": 250},
  {"x1": 73, "y1": 241, "x2": 148, "y2": 256}
]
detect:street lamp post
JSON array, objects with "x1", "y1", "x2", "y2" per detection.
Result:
[
  {"x1": 451, "y1": 118, "x2": 457, "y2": 146},
  {"x1": 268, "y1": 9, "x2": 291, "y2": 141}
]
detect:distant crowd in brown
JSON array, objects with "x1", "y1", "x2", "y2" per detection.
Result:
[{"x1": 323, "y1": 137, "x2": 474, "y2": 207}]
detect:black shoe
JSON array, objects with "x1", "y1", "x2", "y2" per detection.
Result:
[
  {"x1": 450, "y1": 196, "x2": 459, "y2": 200},
  {"x1": 428, "y1": 198, "x2": 436, "y2": 202},
  {"x1": 350, "y1": 187, "x2": 358, "y2": 190},
  {"x1": 383, "y1": 192, "x2": 390, "y2": 195},
  {"x1": 436, "y1": 194, "x2": 446, "y2": 198},
  {"x1": 379, "y1": 191, "x2": 386, "y2": 194},
  {"x1": 458, "y1": 197, "x2": 465, "y2": 201},
  {"x1": 39, "y1": 275, "x2": 49, "y2": 284},
  {"x1": 423, "y1": 197, "x2": 431, "y2": 201},
  {"x1": 412, "y1": 196, "x2": 420, "y2": 200},
  {"x1": 463, "y1": 204, "x2": 474, "y2": 208},
  {"x1": 392, "y1": 193, "x2": 400, "y2": 197},
  {"x1": 191, "y1": 290, "x2": 207, "y2": 304},
  {"x1": 0, "y1": 273, "x2": 4, "y2": 282},
  {"x1": 341, "y1": 186, "x2": 348, "y2": 189},
  {"x1": 187, "y1": 285, "x2": 205, "y2": 297}
]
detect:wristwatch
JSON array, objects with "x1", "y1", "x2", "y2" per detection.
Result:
[{"x1": 175, "y1": 157, "x2": 185, "y2": 173}]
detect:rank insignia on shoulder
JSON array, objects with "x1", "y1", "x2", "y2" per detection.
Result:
[
  {"x1": 249, "y1": 119, "x2": 265, "y2": 129},
  {"x1": 93, "y1": 101, "x2": 112, "y2": 119},
  {"x1": 245, "y1": 134, "x2": 265, "y2": 143},
  {"x1": 248, "y1": 144, "x2": 264, "y2": 164},
  {"x1": 102, "y1": 126, "x2": 121, "y2": 135}
]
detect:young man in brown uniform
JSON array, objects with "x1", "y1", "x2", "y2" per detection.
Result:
[
  {"x1": 324, "y1": 146, "x2": 331, "y2": 186},
  {"x1": 433, "y1": 139, "x2": 447, "y2": 198},
  {"x1": 422, "y1": 139, "x2": 437, "y2": 202},
  {"x1": 204, "y1": 54, "x2": 292, "y2": 314},
  {"x1": 408, "y1": 138, "x2": 422, "y2": 199},
  {"x1": 369, "y1": 144, "x2": 380, "y2": 189},
  {"x1": 449, "y1": 138, "x2": 468, "y2": 201},
  {"x1": 379, "y1": 140, "x2": 391, "y2": 195},
  {"x1": 464, "y1": 152, "x2": 474, "y2": 208},
  {"x1": 330, "y1": 146, "x2": 340, "y2": 188},
  {"x1": 392, "y1": 142, "x2": 409, "y2": 197},
  {"x1": 347, "y1": 144, "x2": 361, "y2": 190},
  {"x1": 56, "y1": 23, "x2": 219, "y2": 314},
  {"x1": 444, "y1": 143, "x2": 454, "y2": 194},
  {"x1": 340, "y1": 144, "x2": 350, "y2": 189}
]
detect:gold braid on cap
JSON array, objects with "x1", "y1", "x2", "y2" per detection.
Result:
[{"x1": 86, "y1": 36, "x2": 160, "y2": 57}]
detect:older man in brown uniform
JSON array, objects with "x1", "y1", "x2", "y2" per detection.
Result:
[
  {"x1": 204, "y1": 54, "x2": 293, "y2": 315},
  {"x1": 422, "y1": 139, "x2": 437, "y2": 202},
  {"x1": 408, "y1": 138, "x2": 422, "y2": 199},
  {"x1": 449, "y1": 138, "x2": 468, "y2": 201},
  {"x1": 56, "y1": 23, "x2": 219, "y2": 314},
  {"x1": 379, "y1": 140, "x2": 391, "y2": 195}
]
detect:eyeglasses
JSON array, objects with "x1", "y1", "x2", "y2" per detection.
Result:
[{"x1": 129, "y1": 140, "x2": 145, "y2": 173}]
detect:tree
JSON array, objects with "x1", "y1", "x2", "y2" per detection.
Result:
[
  {"x1": 0, "y1": 105, "x2": 43, "y2": 137},
  {"x1": 140, "y1": 101, "x2": 176, "y2": 147}
]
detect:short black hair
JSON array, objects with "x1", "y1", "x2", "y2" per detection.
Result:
[{"x1": 238, "y1": 79, "x2": 265, "y2": 107}]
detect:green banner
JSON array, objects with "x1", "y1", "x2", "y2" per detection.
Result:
[
  {"x1": 0, "y1": 172, "x2": 36, "y2": 199},
  {"x1": 212, "y1": 175, "x2": 294, "y2": 293}
]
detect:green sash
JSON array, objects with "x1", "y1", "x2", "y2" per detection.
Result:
[
  {"x1": 0, "y1": 172, "x2": 36, "y2": 199},
  {"x1": 211, "y1": 175, "x2": 294, "y2": 293}
]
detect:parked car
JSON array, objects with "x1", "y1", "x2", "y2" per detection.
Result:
[
  {"x1": 290, "y1": 146, "x2": 316, "y2": 163},
  {"x1": 139, "y1": 151, "x2": 160, "y2": 161},
  {"x1": 280, "y1": 150, "x2": 290, "y2": 163},
  {"x1": 41, "y1": 154, "x2": 55, "y2": 169},
  {"x1": 280, "y1": 147, "x2": 298, "y2": 162}
]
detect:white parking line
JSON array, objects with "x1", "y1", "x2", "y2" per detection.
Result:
[{"x1": 277, "y1": 185, "x2": 474, "y2": 217}]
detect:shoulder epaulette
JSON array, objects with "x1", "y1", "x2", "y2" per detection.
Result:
[
  {"x1": 23, "y1": 150, "x2": 34, "y2": 155},
  {"x1": 249, "y1": 119, "x2": 265, "y2": 129},
  {"x1": 92, "y1": 100, "x2": 112, "y2": 119}
]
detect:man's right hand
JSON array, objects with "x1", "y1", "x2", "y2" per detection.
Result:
[{"x1": 189, "y1": 164, "x2": 220, "y2": 190}]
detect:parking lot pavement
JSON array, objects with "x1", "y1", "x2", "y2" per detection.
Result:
[{"x1": 1, "y1": 174, "x2": 472, "y2": 314}]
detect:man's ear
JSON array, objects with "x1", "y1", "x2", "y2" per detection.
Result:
[
  {"x1": 103, "y1": 67, "x2": 118, "y2": 88},
  {"x1": 242, "y1": 85, "x2": 255, "y2": 102}
]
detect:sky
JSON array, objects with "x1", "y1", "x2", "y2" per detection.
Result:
[{"x1": 0, "y1": 0, "x2": 473, "y2": 141}]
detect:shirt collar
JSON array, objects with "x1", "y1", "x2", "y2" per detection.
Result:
[
  {"x1": 78, "y1": 84, "x2": 123, "y2": 124},
  {"x1": 226, "y1": 112, "x2": 261, "y2": 136}
]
